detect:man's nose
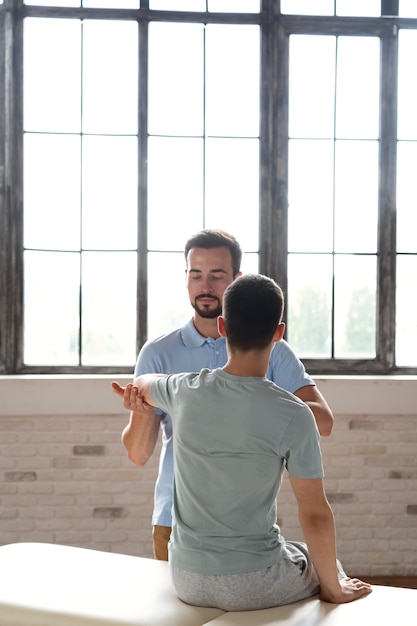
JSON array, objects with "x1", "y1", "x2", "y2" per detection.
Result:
[{"x1": 200, "y1": 276, "x2": 214, "y2": 291}]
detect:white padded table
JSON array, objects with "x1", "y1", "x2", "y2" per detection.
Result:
[
  {"x1": 0, "y1": 542, "x2": 224, "y2": 626},
  {"x1": 205, "y1": 583, "x2": 417, "y2": 626},
  {"x1": 1, "y1": 542, "x2": 416, "y2": 626}
]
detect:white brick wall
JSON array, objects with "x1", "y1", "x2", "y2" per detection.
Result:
[{"x1": 0, "y1": 375, "x2": 416, "y2": 576}]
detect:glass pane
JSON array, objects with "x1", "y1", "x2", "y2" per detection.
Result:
[
  {"x1": 25, "y1": 0, "x2": 79, "y2": 6},
  {"x1": 287, "y1": 254, "x2": 333, "y2": 358},
  {"x1": 289, "y1": 35, "x2": 336, "y2": 138},
  {"x1": 396, "y1": 142, "x2": 417, "y2": 252},
  {"x1": 24, "y1": 18, "x2": 81, "y2": 133},
  {"x1": 399, "y1": 0, "x2": 417, "y2": 17},
  {"x1": 334, "y1": 255, "x2": 377, "y2": 358},
  {"x1": 336, "y1": 0, "x2": 380, "y2": 16},
  {"x1": 84, "y1": 0, "x2": 138, "y2": 7},
  {"x1": 82, "y1": 135, "x2": 138, "y2": 250},
  {"x1": 24, "y1": 251, "x2": 80, "y2": 365},
  {"x1": 206, "y1": 24, "x2": 260, "y2": 137},
  {"x1": 150, "y1": 0, "x2": 205, "y2": 9},
  {"x1": 398, "y1": 30, "x2": 417, "y2": 140},
  {"x1": 336, "y1": 37, "x2": 380, "y2": 139},
  {"x1": 288, "y1": 139, "x2": 334, "y2": 253},
  {"x1": 148, "y1": 252, "x2": 194, "y2": 339},
  {"x1": 205, "y1": 138, "x2": 259, "y2": 251},
  {"x1": 148, "y1": 22, "x2": 204, "y2": 136},
  {"x1": 208, "y1": 0, "x2": 260, "y2": 11},
  {"x1": 281, "y1": 0, "x2": 334, "y2": 16},
  {"x1": 82, "y1": 20, "x2": 138, "y2": 134},
  {"x1": 82, "y1": 252, "x2": 137, "y2": 365},
  {"x1": 24, "y1": 134, "x2": 81, "y2": 251},
  {"x1": 396, "y1": 256, "x2": 417, "y2": 366},
  {"x1": 334, "y1": 140, "x2": 378, "y2": 252},
  {"x1": 148, "y1": 137, "x2": 203, "y2": 251},
  {"x1": 241, "y1": 252, "x2": 259, "y2": 275}
]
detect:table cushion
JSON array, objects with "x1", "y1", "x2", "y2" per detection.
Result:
[
  {"x1": 0, "y1": 542, "x2": 224, "y2": 626},
  {"x1": 202, "y1": 584, "x2": 417, "y2": 626}
]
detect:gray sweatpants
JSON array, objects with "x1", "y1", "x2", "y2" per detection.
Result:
[{"x1": 170, "y1": 541, "x2": 346, "y2": 611}]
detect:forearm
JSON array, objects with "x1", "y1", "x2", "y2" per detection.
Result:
[
  {"x1": 112, "y1": 377, "x2": 164, "y2": 466},
  {"x1": 298, "y1": 506, "x2": 341, "y2": 599},
  {"x1": 121, "y1": 408, "x2": 161, "y2": 466}
]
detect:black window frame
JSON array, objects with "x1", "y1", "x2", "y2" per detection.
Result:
[{"x1": 1, "y1": 0, "x2": 416, "y2": 375}]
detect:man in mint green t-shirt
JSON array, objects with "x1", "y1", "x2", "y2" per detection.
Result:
[{"x1": 112, "y1": 274, "x2": 372, "y2": 611}]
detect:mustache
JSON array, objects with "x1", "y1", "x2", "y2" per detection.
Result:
[{"x1": 196, "y1": 294, "x2": 220, "y2": 302}]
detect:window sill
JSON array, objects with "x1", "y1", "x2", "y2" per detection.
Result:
[{"x1": 0, "y1": 374, "x2": 416, "y2": 417}]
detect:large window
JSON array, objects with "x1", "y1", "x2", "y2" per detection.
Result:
[{"x1": 0, "y1": 0, "x2": 416, "y2": 374}]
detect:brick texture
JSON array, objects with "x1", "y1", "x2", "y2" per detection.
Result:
[{"x1": 1, "y1": 410, "x2": 416, "y2": 575}]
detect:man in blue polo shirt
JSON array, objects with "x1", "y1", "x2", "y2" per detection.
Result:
[{"x1": 121, "y1": 229, "x2": 334, "y2": 560}]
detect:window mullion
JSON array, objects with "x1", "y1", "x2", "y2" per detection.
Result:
[{"x1": 378, "y1": 26, "x2": 398, "y2": 370}]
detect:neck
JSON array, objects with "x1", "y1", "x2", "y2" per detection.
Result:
[
  {"x1": 222, "y1": 347, "x2": 272, "y2": 378},
  {"x1": 193, "y1": 315, "x2": 220, "y2": 339}
]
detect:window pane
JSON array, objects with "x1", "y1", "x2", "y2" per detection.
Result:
[
  {"x1": 396, "y1": 142, "x2": 417, "y2": 252},
  {"x1": 24, "y1": 18, "x2": 81, "y2": 133},
  {"x1": 288, "y1": 139, "x2": 334, "y2": 253},
  {"x1": 150, "y1": 0, "x2": 205, "y2": 9},
  {"x1": 398, "y1": 30, "x2": 417, "y2": 140},
  {"x1": 24, "y1": 134, "x2": 81, "y2": 251},
  {"x1": 287, "y1": 254, "x2": 333, "y2": 358},
  {"x1": 396, "y1": 256, "x2": 417, "y2": 366},
  {"x1": 336, "y1": 37, "x2": 380, "y2": 139},
  {"x1": 24, "y1": 251, "x2": 80, "y2": 365},
  {"x1": 148, "y1": 137, "x2": 203, "y2": 251},
  {"x1": 334, "y1": 255, "x2": 377, "y2": 358},
  {"x1": 281, "y1": 0, "x2": 334, "y2": 15},
  {"x1": 289, "y1": 35, "x2": 336, "y2": 138},
  {"x1": 148, "y1": 22, "x2": 204, "y2": 136},
  {"x1": 148, "y1": 252, "x2": 193, "y2": 339},
  {"x1": 84, "y1": 0, "x2": 138, "y2": 7},
  {"x1": 399, "y1": 0, "x2": 417, "y2": 17},
  {"x1": 82, "y1": 20, "x2": 138, "y2": 135},
  {"x1": 82, "y1": 136, "x2": 138, "y2": 250},
  {"x1": 336, "y1": 0, "x2": 380, "y2": 17},
  {"x1": 25, "y1": 0, "x2": 79, "y2": 7},
  {"x1": 205, "y1": 138, "x2": 259, "y2": 251},
  {"x1": 334, "y1": 140, "x2": 378, "y2": 253},
  {"x1": 206, "y1": 24, "x2": 260, "y2": 137},
  {"x1": 81, "y1": 252, "x2": 137, "y2": 365},
  {"x1": 208, "y1": 0, "x2": 260, "y2": 12}
]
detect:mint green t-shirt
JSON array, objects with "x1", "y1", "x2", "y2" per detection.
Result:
[{"x1": 150, "y1": 367, "x2": 323, "y2": 576}]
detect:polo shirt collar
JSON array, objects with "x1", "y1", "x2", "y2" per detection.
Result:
[{"x1": 180, "y1": 318, "x2": 222, "y2": 348}]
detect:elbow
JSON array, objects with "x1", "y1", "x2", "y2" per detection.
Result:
[
  {"x1": 127, "y1": 451, "x2": 150, "y2": 467},
  {"x1": 320, "y1": 419, "x2": 334, "y2": 437}
]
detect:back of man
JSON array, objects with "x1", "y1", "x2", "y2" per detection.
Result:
[{"x1": 149, "y1": 367, "x2": 323, "y2": 576}]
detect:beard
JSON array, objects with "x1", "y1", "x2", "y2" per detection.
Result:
[{"x1": 192, "y1": 294, "x2": 222, "y2": 319}]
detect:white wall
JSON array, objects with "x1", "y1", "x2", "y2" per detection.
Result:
[{"x1": 1, "y1": 375, "x2": 416, "y2": 575}]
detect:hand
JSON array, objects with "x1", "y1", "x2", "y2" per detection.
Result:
[
  {"x1": 320, "y1": 577, "x2": 373, "y2": 604},
  {"x1": 111, "y1": 381, "x2": 154, "y2": 414}
]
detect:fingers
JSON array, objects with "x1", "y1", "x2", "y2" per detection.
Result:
[
  {"x1": 112, "y1": 381, "x2": 155, "y2": 414},
  {"x1": 320, "y1": 578, "x2": 373, "y2": 604},
  {"x1": 111, "y1": 381, "x2": 125, "y2": 397}
]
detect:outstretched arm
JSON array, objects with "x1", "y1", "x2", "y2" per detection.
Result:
[
  {"x1": 111, "y1": 376, "x2": 164, "y2": 467},
  {"x1": 293, "y1": 385, "x2": 334, "y2": 437},
  {"x1": 289, "y1": 474, "x2": 372, "y2": 604}
]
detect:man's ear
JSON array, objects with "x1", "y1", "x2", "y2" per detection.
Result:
[
  {"x1": 274, "y1": 322, "x2": 286, "y2": 343},
  {"x1": 217, "y1": 316, "x2": 227, "y2": 338}
]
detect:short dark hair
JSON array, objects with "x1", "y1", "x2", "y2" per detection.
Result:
[
  {"x1": 223, "y1": 274, "x2": 284, "y2": 351},
  {"x1": 184, "y1": 229, "x2": 242, "y2": 277}
]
